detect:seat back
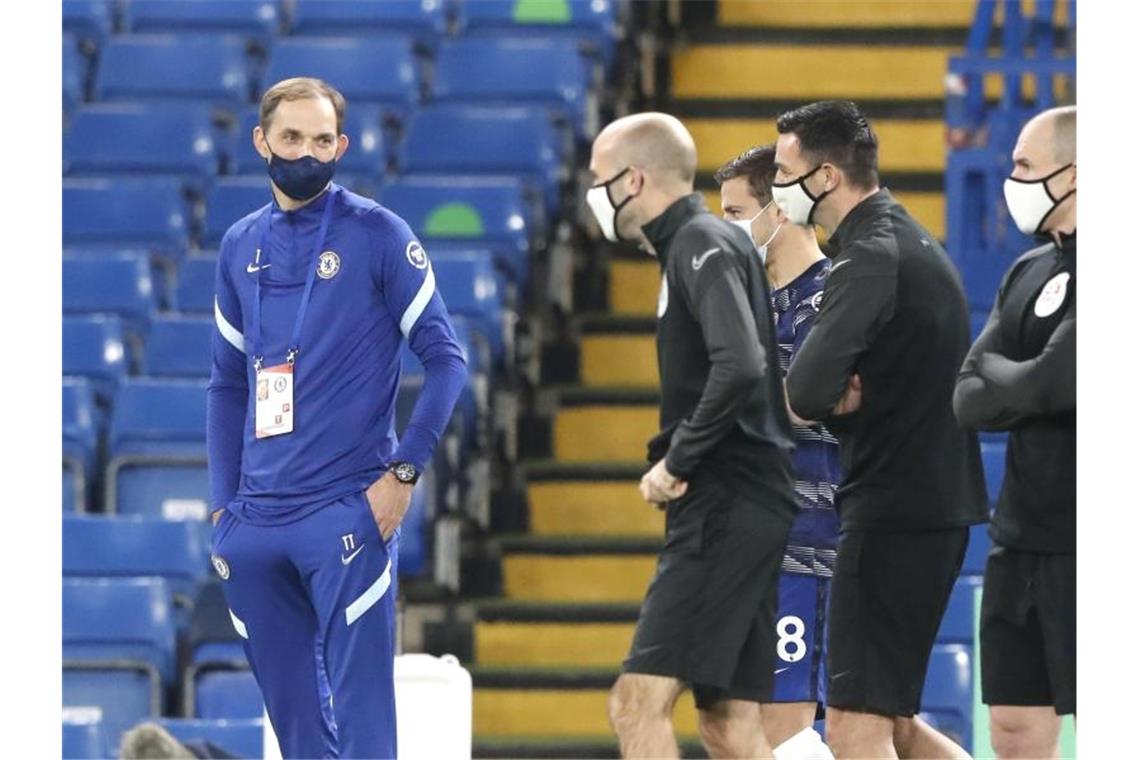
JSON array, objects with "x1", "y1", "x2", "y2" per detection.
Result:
[
  {"x1": 921, "y1": 644, "x2": 974, "y2": 748},
  {"x1": 936, "y1": 575, "x2": 983, "y2": 645},
  {"x1": 195, "y1": 669, "x2": 265, "y2": 719},
  {"x1": 980, "y1": 437, "x2": 1007, "y2": 505},
  {"x1": 176, "y1": 255, "x2": 219, "y2": 313},
  {"x1": 64, "y1": 103, "x2": 220, "y2": 179},
  {"x1": 63, "y1": 254, "x2": 156, "y2": 329},
  {"x1": 63, "y1": 669, "x2": 157, "y2": 756},
  {"x1": 62, "y1": 711, "x2": 109, "y2": 760},
  {"x1": 125, "y1": 0, "x2": 280, "y2": 38},
  {"x1": 63, "y1": 0, "x2": 113, "y2": 50},
  {"x1": 93, "y1": 35, "x2": 250, "y2": 105},
  {"x1": 263, "y1": 36, "x2": 420, "y2": 107},
  {"x1": 203, "y1": 177, "x2": 271, "y2": 246},
  {"x1": 142, "y1": 315, "x2": 215, "y2": 378},
  {"x1": 109, "y1": 378, "x2": 209, "y2": 455},
  {"x1": 63, "y1": 178, "x2": 189, "y2": 250},
  {"x1": 289, "y1": 0, "x2": 448, "y2": 49},
  {"x1": 63, "y1": 315, "x2": 128, "y2": 401}
]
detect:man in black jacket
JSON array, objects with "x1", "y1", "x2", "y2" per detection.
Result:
[
  {"x1": 779, "y1": 101, "x2": 988, "y2": 759},
  {"x1": 587, "y1": 112, "x2": 798, "y2": 759},
  {"x1": 954, "y1": 106, "x2": 1076, "y2": 760}
]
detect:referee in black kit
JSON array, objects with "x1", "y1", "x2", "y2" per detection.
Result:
[
  {"x1": 586, "y1": 112, "x2": 798, "y2": 759},
  {"x1": 777, "y1": 101, "x2": 988, "y2": 759},
  {"x1": 954, "y1": 106, "x2": 1076, "y2": 760}
]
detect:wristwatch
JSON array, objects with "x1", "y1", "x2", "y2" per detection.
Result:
[{"x1": 389, "y1": 461, "x2": 420, "y2": 485}]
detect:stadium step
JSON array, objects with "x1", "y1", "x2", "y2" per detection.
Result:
[
  {"x1": 716, "y1": 0, "x2": 977, "y2": 29},
  {"x1": 475, "y1": 602, "x2": 639, "y2": 668},
  {"x1": 472, "y1": 667, "x2": 700, "y2": 738},
  {"x1": 609, "y1": 257, "x2": 661, "y2": 317},
  {"x1": 578, "y1": 316, "x2": 658, "y2": 389},
  {"x1": 499, "y1": 534, "x2": 661, "y2": 603},
  {"x1": 552, "y1": 389, "x2": 658, "y2": 463},
  {"x1": 522, "y1": 460, "x2": 659, "y2": 536}
]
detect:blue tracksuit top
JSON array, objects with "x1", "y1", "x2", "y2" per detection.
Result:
[{"x1": 207, "y1": 183, "x2": 468, "y2": 525}]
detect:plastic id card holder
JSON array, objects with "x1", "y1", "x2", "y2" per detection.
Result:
[{"x1": 255, "y1": 363, "x2": 294, "y2": 439}]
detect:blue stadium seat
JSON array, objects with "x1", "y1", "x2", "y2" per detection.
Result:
[
  {"x1": 921, "y1": 644, "x2": 974, "y2": 749},
  {"x1": 63, "y1": 178, "x2": 189, "y2": 251},
  {"x1": 204, "y1": 176, "x2": 271, "y2": 247},
  {"x1": 64, "y1": 104, "x2": 220, "y2": 183},
  {"x1": 399, "y1": 106, "x2": 565, "y2": 219},
  {"x1": 969, "y1": 308, "x2": 990, "y2": 340},
  {"x1": 395, "y1": 470, "x2": 431, "y2": 576},
  {"x1": 434, "y1": 38, "x2": 594, "y2": 139},
  {"x1": 289, "y1": 0, "x2": 448, "y2": 52},
  {"x1": 64, "y1": 33, "x2": 84, "y2": 116},
  {"x1": 262, "y1": 37, "x2": 420, "y2": 118},
  {"x1": 936, "y1": 575, "x2": 983, "y2": 645},
  {"x1": 64, "y1": 315, "x2": 128, "y2": 402},
  {"x1": 62, "y1": 711, "x2": 109, "y2": 760},
  {"x1": 433, "y1": 250, "x2": 507, "y2": 365},
  {"x1": 455, "y1": 0, "x2": 620, "y2": 72},
  {"x1": 143, "y1": 315, "x2": 215, "y2": 378},
  {"x1": 93, "y1": 35, "x2": 250, "y2": 107},
  {"x1": 63, "y1": 515, "x2": 212, "y2": 604},
  {"x1": 980, "y1": 438, "x2": 1007, "y2": 505},
  {"x1": 63, "y1": 254, "x2": 157, "y2": 331},
  {"x1": 63, "y1": 0, "x2": 113, "y2": 52},
  {"x1": 125, "y1": 0, "x2": 280, "y2": 39},
  {"x1": 155, "y1": 718, "x2": 264, "y2": 759},
  {"x1": 176, "y1": 255, "x2": 219, "y2": 313},
  {"x1": 195, "y1": 669, "x2": 264, "y2": 719},
  {"x1": 106, "y1": 379, "x2": 210, "y2": 519},
  {"x1": 962, "y1": 520, "x2": 991, "y2": 575},
  {"x1": 63, "y1": 378, "x2": 99, "y2": 513},
  {"x1": 380, "y1": 175, "x2": 538, "y2": 284},
  {"x1": 64, "y1": 670, "x2": 155, "y2": 757}
]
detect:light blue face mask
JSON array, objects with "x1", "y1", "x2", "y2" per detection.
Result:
[{"x1": 728, "y1": 200, "x2": 783, "y2": 264}]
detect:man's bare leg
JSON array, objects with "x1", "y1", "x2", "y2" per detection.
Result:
[
  {"x1": 608, "y1": 673, "x2": 686, "y2": 759},
  {"x1": 698, "y1": 699, "x2": 773, "y2": 759},
  {"x1": 989, "y1": 706, "x2": 1061, "y2": 759},
  {"x1": 761, "y1": 702, "x2": 819, "y2": 748},
  {"x1": 825, "y1": 707, "x2": 897, "y2": 759},
  {"x1": 893, "y1": 715, "x2": 972, "y2": 759}
]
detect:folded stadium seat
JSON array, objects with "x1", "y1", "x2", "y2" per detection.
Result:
[
  {"x1": 175, "y1": 254, "x2": 219, "y2": 313},
  {"x1": 63, "y1": 0, "x2": 113, "y2": 54},
  {"x1": 223, "y1": 105, "x2": 388, "y2": 198},
  {"x1": 124, "y1": 0, "x2": 280, "y2": 43},
  {"x1": 186, "y1": 580, "x2": 248, "y2": 671},
  {"x1": 434, "y1": 37, "x2": 596, "y2": 141},
  {"x1": 63, "y1": 578, "x2": 175, "y2": 743},
  {"x1": 980, "y1": 438, "x2": 1007, "y2": 506},
  {"x1": 63, "y1": 378, "x2": 99, "y2": 513},
  {"x1": 63, "y1": 314, "x2": 128, "y2": 404},
  {"x1": 398, "y1": 105, "x2": 567, "y2": 221},
  {"x1": 936, "y1": 575, "x2": 983, "y2": 645},
  {"x1": 194, "y1": 669, "x2": 264, "y2": 719},
  {"x1": 920, "y1": 644, "x2": 974, "y2": 749},
  {"x1": 455, "y1": 0, "x2": 621, "y2": 74},
  {"x1": 379, "y1": 175, "x2": 540, "y2": 287},
  {"x1": 63, "y1": 104, "x2": 221, "y2": 192},
  {"x1": 63, "y1": 515, "x2": 212, "y2": 612},
  {"x1": 63, "y1": 177, "x2": 190, "y2": 256},
  {"x1": 63, "y1": 254, "x2": 157, "y2": 337},
  {"x1": 142, "y1": 315, "x2": 215, "y2": 378},
  {"x1": 262, "y1": 37, "x2": 421, "y2": 130},
  {"x1": 429, "y1": 249, "x2": 508, "y2": 367},
  {"x1": 394, "y1": 466, "x2": 433, "y2": 577},
  {"x1": 288, "y1": 0, "x2": 449, "y2": 54},
  {"x1": 62, "y1": 710, "x2": 109, "y2": 760},
  {"x1": 105, "y1": 379, "x2": 210, "y2": 520},
  {"x1": 154, "y1": 718, "x2": 264, "y2": 759},
  {"x1": 93, "y1": 35, "x2": 251, "y2": 109},
  {"x1": 63, "y1": 33, "x2": 84, "y2": 118},
  {"x1": 962, "y1": 520, "x2": 992, "y2": 576}
]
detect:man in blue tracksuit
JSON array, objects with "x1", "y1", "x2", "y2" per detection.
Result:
[{"x1": 207, "y1": 78, "x2": 467, "y2": 759}]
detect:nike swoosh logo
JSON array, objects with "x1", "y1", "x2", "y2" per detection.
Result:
[
  {"x1": 830, "y1": 259, "x2": 852, "y2": 273},
  {"x1": 247, "y1": 263, "x2": 271, "y2": 273},
  {"x1": 774, "y1": 667, "x2": 791, "y2": 675},
  {"x1": 341, "y1": 545, "x2": 364, "y2": 565},
  {"x1": 692, "y1": 247, "x2": 721, "y2": 270}
]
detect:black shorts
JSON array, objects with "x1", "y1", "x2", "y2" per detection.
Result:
[
  {"x1": 980, "y1": 546, "x2": 1075, "y2": 715},
  {"x1": 622, "y1": 479, "x2": 791, "y2": 711},
  {"x1": 826, "y1": 526, "x2": 968, "y2": 717}
]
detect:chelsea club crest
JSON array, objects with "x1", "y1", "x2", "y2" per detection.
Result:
[
  {"x1": 317, "y1": 251, "x2": 341, "y2": 279},
  {"x1": 211, "y1": 554, "x2": 230, "y2": 580}
]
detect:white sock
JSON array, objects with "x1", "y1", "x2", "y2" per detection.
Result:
[{"x1": 773, "y1": 726, "x2": 835, "y2": 760}]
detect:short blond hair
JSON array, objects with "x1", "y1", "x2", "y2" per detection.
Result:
[{"x1": 259, "y1": 77, "x2": 346, "y2": 135}]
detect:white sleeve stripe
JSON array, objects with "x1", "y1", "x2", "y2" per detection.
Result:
[
  {"x1": 214, "y1": 297, "x2": 245, "y2": 353},
  {"x1": 399, "y1": 264, "x2": 436, "y2": 338}
]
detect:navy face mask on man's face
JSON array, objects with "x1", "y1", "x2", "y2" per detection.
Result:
[{"x1": 267, "y1": 146, "x2": 337, "y2": 201}]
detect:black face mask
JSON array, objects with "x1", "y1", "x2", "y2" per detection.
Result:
[{"x1": 266, "y1": 145, "x2": 337, "y2": 202}]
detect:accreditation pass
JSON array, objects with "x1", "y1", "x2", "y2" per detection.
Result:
[{"x1": 255, "y1": 363, "x2": 294, "y2": 439}]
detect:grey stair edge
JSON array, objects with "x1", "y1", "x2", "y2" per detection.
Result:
[
  {"x1": 476, "y1": 601, "x2": 641, "y2": 623},
  {"x1": 498, "y1": 534, "x2": 663, "y2": 555},
  {"x1": 523, "y1": 460, "x2": 647, "y2": 481}
]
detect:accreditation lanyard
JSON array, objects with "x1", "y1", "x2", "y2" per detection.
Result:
[{"x1": 249, "y1": 186, "x2": 337, "y2": 372}]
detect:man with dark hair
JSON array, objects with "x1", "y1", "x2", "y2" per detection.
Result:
[
  {"x1": 588, "y1": 113, "x2": 798, "y2": 759},
  {"x1": 777, "y1": 100, "x2": 988, "y2": 759},
  {"x1": 954, "y1": 106, "x2": 1076, "y2": 759},
  {"x1": 716, "y1": 145, "x2": 840, "y2": 760}
]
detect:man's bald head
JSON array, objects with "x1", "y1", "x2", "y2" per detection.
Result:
[
  {"x1": 593, "y1": 112, "x2": 698, "y2": 188},
  {"x1": 1022, "y1": 106, "x2": 1076, "y2": 165}
]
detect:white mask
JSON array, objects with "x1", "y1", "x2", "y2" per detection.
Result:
[
  {"x1": 728, "y1": 200, "x2": 783, "y2": 263},
  {"x1": 771, "y1": 165, "x2": 832, "y2": 226},
  {"x1": 1003, "y1": 163, "x2": 1074, "y2": 236},
  {"x1": 586, "y1": 167, "x2": 636, "y2": 242}
]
